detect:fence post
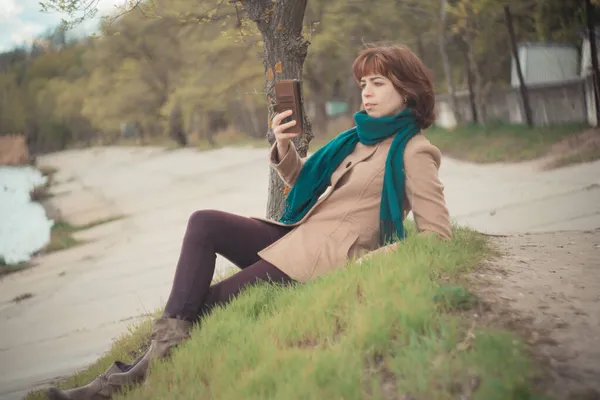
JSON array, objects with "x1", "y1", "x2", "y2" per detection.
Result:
[{"x1": 586, "y1": 0, "x2": 600, "y2": 127}]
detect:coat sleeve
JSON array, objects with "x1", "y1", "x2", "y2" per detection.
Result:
[
  {"x1": 269, "y1": 140, "x2": 307, "y2": 187},
  {"x1": 403, "y1": 139, "x2": 453, "y2": 240}
]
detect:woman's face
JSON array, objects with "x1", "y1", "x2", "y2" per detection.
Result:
[{"x1": 359, "y1": 74, "x2": 405, "y2": 118}]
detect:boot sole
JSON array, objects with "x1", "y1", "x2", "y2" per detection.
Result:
[{"x1": 45, "y1": 387, "x2": 71, "y2": 400}]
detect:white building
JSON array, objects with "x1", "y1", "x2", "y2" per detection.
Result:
[{"x1": 510, "y1": 42, "x2": 579, "y2": 87}]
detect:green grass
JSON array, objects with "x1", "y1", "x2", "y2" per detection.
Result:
[
  {"x1": 0, "y1": 259, "x2": 34, "y2": 277},
  {"x1": 29, "y1": 165, "x2": 58, "y2": 202},
  {"x1": 26, "y1": 225, "x2": 547, "y2": 400},
  {"x1": 45, "y1": 221, "x2": 80, "y2": 253},
  {"x1": 425, "y1": 122, "x2": 586, "y2": 163},
  {"x1": 45, "y1": 216, "x2": 126, "y2": 253},
  {"x1": 1, "y1": 218, "x2": 125, "y2": 276}
]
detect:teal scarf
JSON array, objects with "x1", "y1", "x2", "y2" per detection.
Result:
[{"x1": 279, "y1": 107, "x2": 420, "y2": 245}]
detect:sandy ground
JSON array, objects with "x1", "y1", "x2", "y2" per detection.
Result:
[
  {"x1": 0, "y1": 146, "x2": 599, "y2": 399},
  {"x1": 472, "y1": 229, "x2": 600, "y2": 400}
]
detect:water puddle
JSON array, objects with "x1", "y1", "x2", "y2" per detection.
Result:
[{"x1": 0, "y1": 166, "x2": 54, "y2": 265}]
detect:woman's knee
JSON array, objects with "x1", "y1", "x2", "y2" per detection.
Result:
[{"x1": 186, "y1": 209, "x2": 223, "y2": 238}]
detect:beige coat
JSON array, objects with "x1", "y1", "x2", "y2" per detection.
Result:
[{"x1": 253, "y1": 133, "x2": 451, "y2": 282}]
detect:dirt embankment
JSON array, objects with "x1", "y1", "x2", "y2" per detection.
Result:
[{"x1": 471, "y1": 229, "x2": 600, "y2": 399}]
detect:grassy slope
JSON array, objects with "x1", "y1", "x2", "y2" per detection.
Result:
[
  {"x1": 27, "y1": 225, "x2": 546, "y2": 400},
  {"x1": 425, "y1": 122, "x2": 586, "y2": 164}
]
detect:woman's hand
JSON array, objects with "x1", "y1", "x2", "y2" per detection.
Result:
[
  {"x1": 272, "y1": 109, "x2": 300, "y2": 156},
  {"x1": 356, "y1": 242, "x2": 400, "y2": 265}
]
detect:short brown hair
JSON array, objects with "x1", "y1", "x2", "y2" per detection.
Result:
[{"x1": 352, "y1": 44, "x2": 436, "y2": 129}]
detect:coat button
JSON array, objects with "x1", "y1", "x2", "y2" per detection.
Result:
[{"x1": 346, "y1": 161, "x2": 352, "y2": 168}]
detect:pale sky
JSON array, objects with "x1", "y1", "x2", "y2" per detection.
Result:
[{"x1": 0, "y1": 0, "x2": 124, "y2": 51}]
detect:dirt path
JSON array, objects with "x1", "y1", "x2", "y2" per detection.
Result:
[
  {"x1": 471, "y1": 229, "x2": 600, "y2": 399},
  {"x1": 1, "y1": 147, "x2": 598, "y2": 399}
]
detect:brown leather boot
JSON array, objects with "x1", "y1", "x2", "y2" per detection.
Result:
[
  {"x1": 45, "y1": 361, "x2": 128, "y2": 400},
  {"x1": 107, "y1": 317, "x2": 192, "y2": 387}
]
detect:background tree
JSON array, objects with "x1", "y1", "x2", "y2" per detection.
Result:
[
  {"x1": 169, "y1": 100, "x2": 187, "y2": 147},
  {"x1": 0, "y1": 0, "x2": 589, "y2": 214},
  {"x1": 38, "y1": 0, "x2": 312, "y2": 220}
]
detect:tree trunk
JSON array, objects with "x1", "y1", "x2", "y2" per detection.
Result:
[
  {"x1": 250, "y1": 102, "x2": 267, "y2": 139},
  {"x1": 305, "y1": 58, "x2": 329, "y2": 135},
  {"x1": 313, "y1": 99, "x2": 328, "y2": 134},
  {"x1": 169, "y1": 101, "x2": 188, "y2": 147},
  {"x1": 463, "y1": 46, "x2": 478, "y2": 123},
  {"x1": 347, "y1": 78, "x2": 361, "y2": 114},
  {"x1": 438, "y1": 0, "x2": 460, "y2": 123},
  {"x1": 416, "y1": 34, "x2": 426, "y2": 63},
  {"x1": 136, "y1": 121, "x2": 146, "y2": 145},
  {"x1": 466, "y1": 40, "x2": 485, "y2": 126},
  {"x1": 244, "y1": 0, "x2": 311, "y2": 221}
]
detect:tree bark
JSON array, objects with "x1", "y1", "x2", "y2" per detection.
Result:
[
  {"x1": 438, "y1": 0, "x2": 460, "y2": 124},
  {"x1": 244, "y1": 0, "x2": 311, "y2": 220}
]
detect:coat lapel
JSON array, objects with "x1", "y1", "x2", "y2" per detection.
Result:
[
  {"x1": 330, "y1": 142, "x2": 380, "y2": 187},
  {"x1": 255, "y1": 142, "x2": 382, "y2": 228}
]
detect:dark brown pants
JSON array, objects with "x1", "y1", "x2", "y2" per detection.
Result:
[{"x1": 163, "y1": 210, "x2": 294, "y2": 322}]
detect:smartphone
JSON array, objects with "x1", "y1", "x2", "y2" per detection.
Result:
[{"x1": 274, "y1": 80, "x2": 303, "y2": 135}]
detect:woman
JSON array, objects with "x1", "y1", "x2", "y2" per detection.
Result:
[{"x1": 46, "y1": 44, "x2": 451, "y2": 400}]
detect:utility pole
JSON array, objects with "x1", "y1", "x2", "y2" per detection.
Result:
[
  {"x1": 586, "y1": 0, "x2": 600, "y2": 127},
  {"x1": 504, "y1": 5, "x2": 533, "y2": 127}
]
